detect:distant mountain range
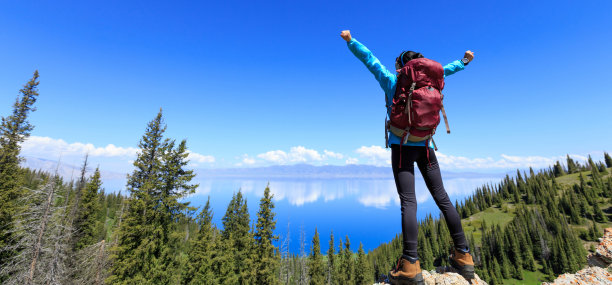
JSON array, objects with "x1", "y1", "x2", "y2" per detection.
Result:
[
  {"x1": 21, "y1": 156, "x2": 125, "y2": 180},
  {"x1": 22, "y1": 157, "x2": 504, "y2": 183},
  {"x1": 21, "y1": 156, "x2": 127, "y2": 191},
  {"x1": 196, "y1": 163, "x2": 504, "y2": 180}
]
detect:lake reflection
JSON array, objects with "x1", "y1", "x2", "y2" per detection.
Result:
[{"x1": 188, "y1": 175, "x2": 502, "y2": 254}]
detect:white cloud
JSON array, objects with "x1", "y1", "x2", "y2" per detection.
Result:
[
  {"x1": 253, "y1": 147, "x2": 348, "y2": 166},
  {"x1": 26, "y1": 135, "x2": 592, "y2": 173},
  {"x1": 187, "y1": 151, "x2": 215, "y2": 163},
  {"x1": 351, "y1": 144, "x2": 595, "y2": 171},
  {"x1": 22, "y1": 136, "x2": 214, "y2": 166},
  {"x1": 355, "y1": 145, "x2": 391, "y2": 166},
  {"x1": 22, "y1": 136, "x2": 139, "y2": 158},
  {"x1": 323, "y1": 150, "x2": 343, "y2": 159},
  {"x1": 435, "y1": 152, "x2": 589, "y2": 170},
  {"x1": 234, "y1": 154, "x2": 257, "y2": 167},
  {"x1": 257, "y1": 150, "x2": 289, "y2": 164},
  {"x1": 345, "y1": 157, "x2": 359, "y2": 164},
  {"x1": 257, "y1": 146, "x2": 325, "y2": 164},
  {"x1": 290, "y1": 146, "x2": 323, "y2": 162},
  {"x1": 242, "y1": 157, "x2": 256, "y2": 165}
]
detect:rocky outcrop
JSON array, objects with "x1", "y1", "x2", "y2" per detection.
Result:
[
  {"x1": 423, "y1": 266, "x2": 488, "y2": 285},
  {"x1": 376, "y1": 228, "x2": 612, "y2": 285},
  {"x1": 542, "y1": 266, "x2": 612, "y2": 285},
  {"x1": 543, "y1": 227, "x2": 612, "y2": 285},
  {"x1": 595, "y1": 227, "x2": 612, "y2": 264},
  {"x1": 375, "y1": 266, "x2": 488, "y2": 285}
]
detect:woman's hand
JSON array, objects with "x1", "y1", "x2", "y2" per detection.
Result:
[
  {"x1": 464, "y1": 50, "x2": 474, "y2": 62},
  {"x1": 341, "y1": 30, "x2": 352, "y2": 42}
]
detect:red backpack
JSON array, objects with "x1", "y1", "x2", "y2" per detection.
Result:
[{"x1": 385, "y1": 58, "x2": 451, "y2": 150}]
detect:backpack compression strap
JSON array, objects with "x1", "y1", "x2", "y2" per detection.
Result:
[
  {"x1": 440, "y1": 93, "x2": 450, "y2": 134},
  {"x1": 404, "y1": 68, "x2": 417, "y2": 126}
]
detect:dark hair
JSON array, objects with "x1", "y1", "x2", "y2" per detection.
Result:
[{"x1": 396, "y1": 51, "x2": 424, "y2": 68}]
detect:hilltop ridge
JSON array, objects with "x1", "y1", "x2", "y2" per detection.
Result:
[{"x1": 367, "y1": 155, "x2": 612, "y2": 284}]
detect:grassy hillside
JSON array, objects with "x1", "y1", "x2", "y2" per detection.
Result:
[
  {"x1": 367, "y1": 159, "x2": 612, "y2": 285},
  {"x1": 461, "y1": 167, "x2": 612, "y2": 242},
  {"x1": 461, "y1": 166, "x2": 612, "y2": 284}
]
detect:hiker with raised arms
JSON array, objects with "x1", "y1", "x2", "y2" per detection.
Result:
[{"x1": 340, "y1": 30, "x2": 476, "y2": 285}]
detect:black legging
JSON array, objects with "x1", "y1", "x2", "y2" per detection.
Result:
[{"x1": 391, "y1": 144, "x2": 468, "y2": 259}]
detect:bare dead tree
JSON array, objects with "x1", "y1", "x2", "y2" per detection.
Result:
[
  {"x1": 73, "y1": 239, "x2": 110, "y2": 285},
  {"x1": 113, "y1": 197, "x2": 127, "y2": 245},
  {"x1": 185, "y1": 222, "x2": 190, "y2": 242},
  {"x1": 298, "y1": 225, "x2": 309, "y2": 285},
  {"x1": 95, "y1": 240, "x2": 106, "y2": 284},
  {"x1": 28, "y1": 176, "x2": 58, "y2": 284},
  {"x1": 0, "y1": 175, "x2": 72, "y2": 285},
  {"x1": 41, "y1": 199, "x2": 72, "y2": 285},
  {"x1": 279, "y1": 221, "x2": 291, "y2": 284}
]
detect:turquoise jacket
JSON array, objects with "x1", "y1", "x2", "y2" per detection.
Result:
[{"x1": 347, "y1": 38, "x2": 466, "y2": 148}]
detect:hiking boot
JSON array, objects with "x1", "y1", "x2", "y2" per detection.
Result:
[
  {"x1": 389, "y1": 255, "x2": 424, "y2": 285},
  {"x1": 449, "y1": 247, "x2": 475, "y2": 281}
]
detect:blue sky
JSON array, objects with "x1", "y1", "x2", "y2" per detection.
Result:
[{"x1": 1, "y1": 0, "x2": 611, "y2": 172}]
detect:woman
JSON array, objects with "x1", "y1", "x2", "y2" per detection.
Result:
[{"x1": 340, "y1": 30, "x2": 475, "y2": 284}]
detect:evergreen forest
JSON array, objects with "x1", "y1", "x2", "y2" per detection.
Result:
[{"x1": 2, "y1": 71, "x2": 612, "y2": 284}]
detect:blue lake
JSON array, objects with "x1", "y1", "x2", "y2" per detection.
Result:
[{"x1": 186, "y1": 175, "x2": 503, "y2": 254}]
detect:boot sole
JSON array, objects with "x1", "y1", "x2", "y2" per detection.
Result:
[
  {"x1": 388, "y1": 272, "x2": 424, "y2": 285},
  {"x1": 449, "y1": 256, "x2": 475, "y2": 281}
]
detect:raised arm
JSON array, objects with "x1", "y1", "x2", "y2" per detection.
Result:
[
  {"x1": 341, "y1": 30, "x2": 396, "y2": 95},
  {"x1": 444, "y1": 50, "x2": 474, "y2": 77}
]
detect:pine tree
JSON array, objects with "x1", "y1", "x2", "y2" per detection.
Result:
[
  {"x1": 593, "y1": 202, "x2": 605, "y2": 223},
  {"x1": 515, "y1": 224, "x2": 536, "y2": 272},
  {"x1": 567, "y1": 155, "x2": 578, "y2": 174},
  {"x1": 598, "y1": 162, "x2": 608, "y2": 175},
  {"x1": 253, "y1": 185, "x2": 279, "y2": 285},
  {"x1": 335, "y1": 238, "x2": 347, "y2": 285},
  {"x1": 68, "y1": 155, "x2": 90, "y2": 245},
  {"x1": 477, "y1": 260, "x2": 490, "y2": 284},
  {"x1": 309, "y1": 228, "x2": 325, "y2": 285},
  {"x1": 606, "y1": 177, "x2": 612, "y2": 199},
  {"x1": 355, "y1": 242, "x2": 371, "y2": 285},
  {"x1": 108, "y1": 110, "x2": 198, "y2": 284},
  {"x1": 563, "y1": 236, "x2": 579, "y2": 273},
  {"x1": 212, "y1": 235, "x2": 236, "y2": 285},
  {"x1": 542, "y1": 259, "x2": 555, "y2": 282},
  {"x1": 492, "y1": 258, "x2": 503, "y2": 284},
  {"x1": 500, "y1": 250, "x2": 511, "y2": 279},
  {"x1": 327, "y1": 231, "x2": 336, "y2": 285},
  {"x1": 553, "y1": 161, "x2": 566, "y2": 177},
  {"x1": 419, "y1": 231, "x2": 434, "y2": 270},
  {"x1": 505, "y1": 226, "x2": 523, "y2": 279},
  {"x1": 604, "y1": 152, "x2": 612, "y2": 168},
  {"x1": 588, "y1": 155, "x2": 597, "y2": 171},
  {"x1": 215, "y1": 190, "x2": 253, "y2": 284},
  {"x1": 591, "y1": 163, "x2": 602, "y2": 188},
  {"x1": 183, "y1": 197, "x2": 216, "y2": 284},
  {"x1": 589, "y1": 218, "x2": 601, "y2": 241},
  {"x1": 0, "y1": 71, "x2": 40, "y2": 280},
  {"x1": 74, "y1": 167, "x2": 103, "y2": 250},
  {"x1": 343, "y1": 236, "x2": 354, "y2": 284}
]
